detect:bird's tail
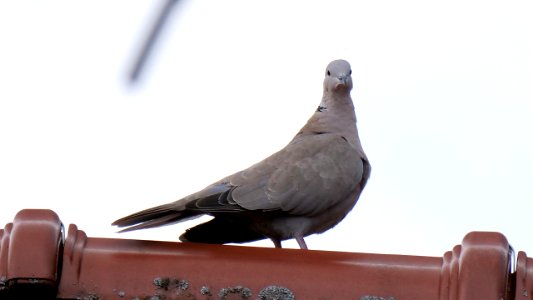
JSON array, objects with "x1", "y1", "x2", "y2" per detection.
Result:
[
  {"x1": 112, "y1": 203, "x2": 201, "y2": 233},
  {"x1": 179, "y1": 217, "x2": 266, "y2": 244}
]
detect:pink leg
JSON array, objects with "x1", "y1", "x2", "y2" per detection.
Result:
[
  {"x1": 271, "y1": 239, "x2": 282, "y2": 248},
  {"x1": 295, "y1": 236, "x2": 308, "y2": 250}
]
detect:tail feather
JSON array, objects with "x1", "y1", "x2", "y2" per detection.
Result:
[
  {"x1": 179, "y1": 217, "x2": 265, "y2": 244},
  {"x1": 112, "y1": 203, "x2": 200, "y2": 232}
]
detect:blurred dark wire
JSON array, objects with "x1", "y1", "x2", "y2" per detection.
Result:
[{"x1": 129, "y1": 0, "x2": 181, "y2": 84}]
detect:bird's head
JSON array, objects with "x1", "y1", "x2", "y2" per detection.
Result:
[{"x1": 323, "y1": 59, "x2": 353, "y2": 94}]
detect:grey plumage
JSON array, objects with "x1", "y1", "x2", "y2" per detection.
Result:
[{"x1": 112, "y1": 59, "x2": 371, "y2": 249}]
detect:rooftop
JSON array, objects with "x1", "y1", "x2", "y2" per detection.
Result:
[{"x1": 0, "y1": 209, "x2": 531, "y2": 299}]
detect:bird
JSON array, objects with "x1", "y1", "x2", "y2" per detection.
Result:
[{"x1": 112, "y1": 59, "x2": 371, "y2": 250}]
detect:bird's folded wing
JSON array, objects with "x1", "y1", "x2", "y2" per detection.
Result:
[{"x1": 229, "y1": 134, "x2": 365, "y2": 216}]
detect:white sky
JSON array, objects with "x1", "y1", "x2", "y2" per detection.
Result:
[{"x1": 1, "y1": 0, "x2": 532, "y2": 256}]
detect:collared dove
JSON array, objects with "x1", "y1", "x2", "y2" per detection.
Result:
[{"x1": 112, "y1": 59, "x2": 371, "y2": 249}]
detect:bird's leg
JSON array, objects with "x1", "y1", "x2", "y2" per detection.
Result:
[
  {"x1": 295, "y1": 236, "x2": 308, "y2": 250},
  {"x1": 271, "y1": 239, "x2": 282, "y2": 248}
]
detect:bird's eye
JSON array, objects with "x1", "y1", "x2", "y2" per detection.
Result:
[
  {"x1": 327, "y1": 70, "x2": 331, "y2": 76},
  {"x1": 349, "y1": 69, "x2": 352, "y2": 75}
]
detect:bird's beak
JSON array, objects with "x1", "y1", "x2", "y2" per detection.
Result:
[{"x1": 335, "y1": 74, "x2": 348, "y2": 89}]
